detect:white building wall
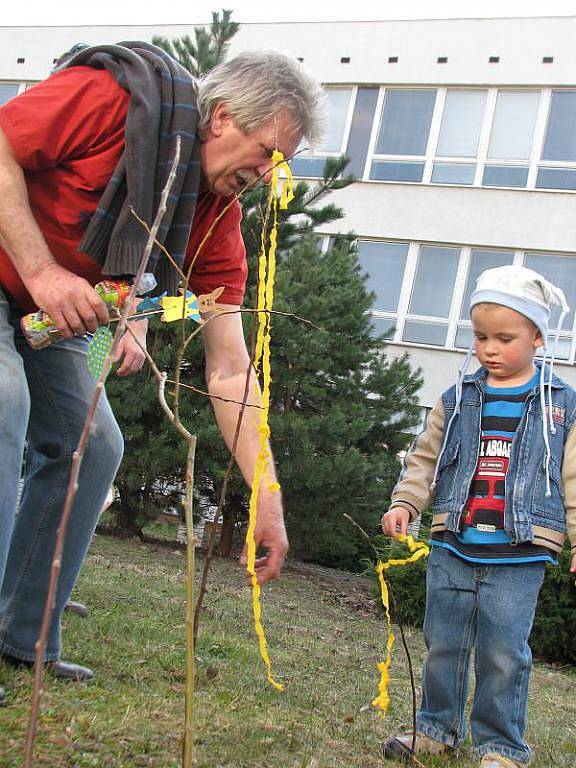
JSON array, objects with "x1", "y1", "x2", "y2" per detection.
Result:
[
  {"x1": 1, "y1": 17, "x2": 576, "y2": 85},
  {"x1": 327, "y1": 183, "x2": 576, "y2": 254}
]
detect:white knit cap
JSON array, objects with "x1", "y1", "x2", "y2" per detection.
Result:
[{"x1": 470, "y1": 264, "x2": 568, "y2": 343}]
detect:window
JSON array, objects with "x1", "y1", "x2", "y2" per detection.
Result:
[
  {"x1": 0, "y1": 83, "x2": 19, "y2": 105},
  {"x1": 370, "y1": 89, "x2": 436, "y2": 182},
  {"x1": 345, "y1": 88, "x2": 380, "y2": 177},
  {"x1": 483, "y1": 165, "x2": 530, "y2": 187},
  {"x1": 291, "y1": 87, "x2": 353, "y2": 178},
  {"x1": 358, "y1": 240, "x2": 409, "y2": 335},
  {"x1": 430, "y1": 90, "x2": 488, "y2": 185},
  {"x1": 537, "y1": 91, "x2": 576, "y2": 190},
  {"x1": 304, "y1": 83, "x2": 576, "y2": 192},
  {"x1": 437, "y1": 90, "x2": 487, "y2": 158},
  {"x1": 402, "y1": 246, "x2": 460, "y2": 346},
  {"x1": 480, "y1": 91, "x2": 540, "y2": 188},
  {"x1": 536, "y1": 167, "x2": 576, "y2": 190},
  {"x1": 541, "y1": 91, "x2": 576, "y2": 162},
  {"x1": 488, "y1": 92, "x2": 540, "y2": 160}
]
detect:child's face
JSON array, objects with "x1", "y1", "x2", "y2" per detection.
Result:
[{"x1": 471, "y1": 303, "x2": 542, "y2": 385}]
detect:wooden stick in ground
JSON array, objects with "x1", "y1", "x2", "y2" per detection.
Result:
[
  {"x1": 22, "y1": 136, "x2": 182, "y2": 768},
  {"x1": 156, "y1": 372, "x2": 197, "y2": 768},
  {"x1": 183, "y1": 441, "x2": 196, "y2": 768}
]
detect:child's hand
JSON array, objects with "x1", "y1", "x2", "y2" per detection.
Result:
[
  {"x1": 381, "y1": 507, "x2": 410, "y2": 540},
  {"x1": 570, "y1": 553, "x2": 576, "y2": 576}
]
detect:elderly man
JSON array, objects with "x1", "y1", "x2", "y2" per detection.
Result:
[{"x1": 0, "y1": 44, "x2": 325, "y2": 703}]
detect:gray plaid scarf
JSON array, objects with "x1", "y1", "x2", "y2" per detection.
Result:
[{"x1": 61, "y1": 41, "x2": 202, "y2": 295}]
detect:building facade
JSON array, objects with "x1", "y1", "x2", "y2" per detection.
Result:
[{"x1": 1, "y1": 16, "x2": 575, "y2": 409}]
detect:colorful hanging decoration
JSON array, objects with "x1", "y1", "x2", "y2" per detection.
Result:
[
  {"x1": 135, "y1": 286, "x2": 226, "y2": 323},
  {"x1": 87, "y1": 326, "x2": 114, "y2": 379},
  {"x1": 372, "y1": 533, "x2": 430, "y2": 715},
  {"x1": 246, "y1": 150, "x2": 294, "y2": 691},
  {"x1": 160, "y1": 290, "x2": 202, "y2": 324}
]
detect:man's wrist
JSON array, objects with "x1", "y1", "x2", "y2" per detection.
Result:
[{"x1": 19, "y1": 256, "x2": 59, "y2": 284}]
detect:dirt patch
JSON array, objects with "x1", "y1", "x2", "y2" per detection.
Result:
[{"x1": 284, "y1": 559, "x2": 376, "y2": 617}]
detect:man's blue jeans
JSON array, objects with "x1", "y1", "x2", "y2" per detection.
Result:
[
  {"x1": 416, "y1": 546, "x2": 545, "y2": 765},
  {"x1": 0, "y1": 287, "x2": 123, "y2": 661}
]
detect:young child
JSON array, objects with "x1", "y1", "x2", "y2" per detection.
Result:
[{"x1": 381, "y1": 265, "x2": 576, "y2": 768}]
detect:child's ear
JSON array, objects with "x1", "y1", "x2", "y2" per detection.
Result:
[{"x1": 534, "y1": 330, "x2": 544, "y2": 349}]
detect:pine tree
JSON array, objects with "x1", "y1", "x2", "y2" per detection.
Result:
[{"x1": 152, "y1": 10, "x2": 239, "y2": 77}]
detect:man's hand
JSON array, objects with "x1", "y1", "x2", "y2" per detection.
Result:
[
  {"x1": 570, "y1": 552, "x2": 576, "y2": 577},
  {"x1": 239, "y1": 493, "x2": 289, "y2": 585},
  {"x1": 24, "y1": 262, "x2": 109, "y2": 337},
  {"x1": 113, "y1": 319, "x2": 147, "y2": 377},
  {"x1": 381, "y1": 506, "x2": 411, "y2": 539}
]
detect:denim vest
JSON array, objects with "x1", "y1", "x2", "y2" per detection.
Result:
[{"x1": 433, "y1": 365, "x2": 576, "y2": 544}]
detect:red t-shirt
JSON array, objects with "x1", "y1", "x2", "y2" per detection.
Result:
[{"x1": 0, "y1": 66, "x2": 247, "y2": 312}]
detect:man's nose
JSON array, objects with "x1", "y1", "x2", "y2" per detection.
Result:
[{"x1": 256, "y1": 162, "x2": 274, "y2": 185}]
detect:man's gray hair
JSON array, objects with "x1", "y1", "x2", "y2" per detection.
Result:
[{"x1": 196, "y1": 50, "x2": 326, "y2": 147}]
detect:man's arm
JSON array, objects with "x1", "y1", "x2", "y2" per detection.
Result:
[
  {"x1": 202, "y1": 305, "x2": 288, "y2": 584},
  {"x1": 0, "y1": 127, "x2": 109, "y2": 335}
]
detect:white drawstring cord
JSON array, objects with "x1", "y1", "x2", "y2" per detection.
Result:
[
  {"x1": 430, "y1": 344, "x2": 475, "y2": 491},
  {"x1": 538, "y1": 281, "x2": 569, "y2": 496}
]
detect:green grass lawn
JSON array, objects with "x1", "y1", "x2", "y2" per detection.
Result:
[{"x1": 1, "y1": 533, "x2": 574, "y2": 767}]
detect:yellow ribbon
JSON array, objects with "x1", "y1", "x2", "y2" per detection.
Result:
[
  {"x1": 246, "y1": 150, "x2": 294, "y2": 691},
  {"x1": 372, "y1": 533, "x2": 430, "y2": 714}
]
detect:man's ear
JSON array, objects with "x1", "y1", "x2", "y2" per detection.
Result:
[{"x1": 209, "y1": 103, "x2": 232, "y2": 137}]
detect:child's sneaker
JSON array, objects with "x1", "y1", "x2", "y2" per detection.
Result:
[
  {"x1": 480, "y1": 753, "x2": 527, "y2": 768},
  {"x1": 383, "y1": 732, "x2": 450, "y2": 761}
]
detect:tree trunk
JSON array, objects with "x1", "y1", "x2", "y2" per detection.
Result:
[
  {"x1": 114, "y1": 487, "x2": 144, "y2": 539},
  {"x1": 220, "y1": 493, "x2": 242, "y2": 557}
]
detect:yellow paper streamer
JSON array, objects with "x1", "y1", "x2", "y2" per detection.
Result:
[
  {"x1": 246, "y1": 151, "x2": 294, "y2": 691},
  {"x1": 372, "y1": 533, "x2": 430, "y2": 715}
]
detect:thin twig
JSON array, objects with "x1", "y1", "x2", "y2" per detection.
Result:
[
  {"x1": 23, "y1": 137, "x2": 183, "y2": 768},
  {"x1": 130, "y1": 209, "x2": 189, "y2": 285},
  {"x1": 166, "y1": 379, "x2": 262, "y2": 410},
  {"x1": 182, "y1": 307, "x2": 320, "y2": 351}
]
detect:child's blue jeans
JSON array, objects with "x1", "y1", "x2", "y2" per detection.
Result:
[{"x1": 416, "y1": 545, "x2": 545, "y2": 765}]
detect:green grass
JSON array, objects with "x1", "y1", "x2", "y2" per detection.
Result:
[{"x1": 1, "y1": 533, "x2": 574, "y2": 767}]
